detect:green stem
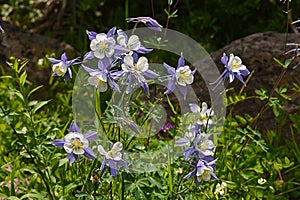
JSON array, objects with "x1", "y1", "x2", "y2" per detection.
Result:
[{"x1": 125, "y1": 0, "x2": 129, "y2": 30}]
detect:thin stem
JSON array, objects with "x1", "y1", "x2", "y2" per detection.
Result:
[
  {"x1": 125, "y1": 0, "x2": 129, "y2": 30},
  {"x1": 163, "y1": 0, "x2": 180, "y2": 39},
  {"x1": 110, "y1": 181, "x2": 113, "y2": 199},
  {"x1": 151, "y1": 0, "x2": 155, "y2": 18},
  {"x1": 228, "y1": 70, "x2": 255, "y2": 117}
]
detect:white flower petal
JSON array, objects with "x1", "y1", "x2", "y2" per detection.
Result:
[
  {"x1": 63, "y1": 143, "x2": 73, "y2": 153},
  {"x1": 64, "y1": 132, "x2": 83, "y2": 142},
  {"x1": 136, "y1": 57, "x2": 148, "y2": 72},
  {"x1": 105, "y1": 47, "x2": 114, "y2": 58},
  {"x1": 80, "y1": 138, "x2": 89, "y2": 148},
  {"x1": 189, "y1": 103, "x2": 200, "y2": 113},
  {"x1": 98, "y1": 145, "x2": 107, "y2": 156},
  {"x1": 94, "y1": 50, "x2": 105, "y2": 59},
  {"x1": 123, "y1": 55, "x2": 134, "y2": 68},
  {"x1": 127, "y1": 35, "x2": 141, "y2": 51},
  {"x1": 107, "y1": 37, "x2": 116, "y2": 45},
  {"x1": 111, "y1": 142, "x2": 123, "y2": 152},
  {"x1": 88, "y1": 76, "x2": 97, "y2": 86},
  {"x1": 73, "y1": 148, "x2": 85, "y2": 155},
  {"x1": 113, "y1": 152, "x2": 122, "y2": 161},
  {"x1": 90, "y1": 40, "x2": 98, "y2": 51},
  {"x1": 117, "y1": 35, "x2": 126, "y2": 46},
  {"x1": 95, "y1": 33, "x2": 107, "y2": 41}
]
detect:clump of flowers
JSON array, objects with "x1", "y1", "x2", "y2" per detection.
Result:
[
  {"x1": 48, "y1": 15, "x2": 250, "y2": 188},
  {"x1": 176, "y1": 102, "x2": 217, "y2": 186}
]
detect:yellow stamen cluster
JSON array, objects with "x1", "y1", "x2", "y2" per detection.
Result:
[{"x1": 71, "y1": 139, "x2": 83, "y2": 151}]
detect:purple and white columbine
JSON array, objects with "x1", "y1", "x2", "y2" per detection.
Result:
[
  {"x1": 114, "y1": 29, "x2": 152, "y2": 56},
  {"x1": 48, "y1": 53, "x2": 79, "y2": 82},
  {"x1": 164, "y1": 53, "x2": 196, "y2": 99},
  {"x1": 121, "y1": 54, "x2": 158, "y2": 95},
  {"x1": 52, "y1": 121, "x2": 96, "y2": 165},
  {"x1": 82, "y1": 57, "x2": 121, "y2": 92},
  {"x1": 87, "y1": 27, "x2": 116, "y2": 60},
  {"x1": 211, "y1": 53, "x2": 249, "y2": 90},
  {"x1": 184, "y1": 158, "x2": 218, "y2": 187},
  {"x1": 176, "y1": 124, "x2": 214, "y2": 160},
  {"x1": 126, "y1": 17, "x2": 163, "y2": 31},
  {"x1": 98, "y1": 142, "x2": 128, "y2": 178},
  {"x1": 189, "y1": 102, "x2": 214, "y2": 130}
]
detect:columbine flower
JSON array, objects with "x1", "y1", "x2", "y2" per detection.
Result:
[
  {"x1": 189, "y1": 102, "x2": 214, "y2": 129},
  {"x1": 176, "y1": 123, "x2": 214, "y2": 160},
  {"x1": 48, "y1": 53, "x2": 79, "y2": 82},
  {"x1": 98, "y1": 142, "x2": 128, "y2": 178},
  {"x1": 89, "y1": 28, "x2": 116, "y2": 59},
  {"x1": 258, "y1": 178, "x2": 267, "y2": 185},
  {"x1": 52, "y1": 121, "x2": 96, "y2": 165},
  {"x1": 211, "y1": 53, "x2": 250, "y2": 90},
  {"x1": 114, "y1": 29, "x2": 152, "y2": 56},
  {"x1": 164, "y1": 53, "x2": 196, "y2": 99},
  {"x1": 182, "y1": 132, "x2": 214, "y2": 160},
  {"x1": 121, "y1": 54, "x2": 158, "y2": 95},
  {"x1": 184, "y1": 158, "x2": 218, "y2": 186},
  {"x1": 193, "y1": 133, "x2": 215, "y2": 157},
  {"x1": 126, "y1": 17, "x2": 163, "y2": 31},
  {"x1": 82, "y1": 57, "x2": 120, "y2": 92}
]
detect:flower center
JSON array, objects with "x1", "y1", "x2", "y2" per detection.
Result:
[
  {"x1": 197, "y1": 141, "x2": 207, "y2": 150},
  {"x1": 97, "y1": 41, "x2": 108, "y2": 51},
  {"x1": 178, "y1": 69, "x2": 190, "y2": 80},
  {"x1": 232, "y1": 61, "x2": 240, "y2": 68},
  {"x1": 106, "y1": 150, "x2": 116, "y2": 159},
  {"x1": 53, "y1": 62, "x2": 67, "y2": 76},
  {"x1": 200, "y1": 169, "x2": 211, "y2": 180},
  {"x1": 71, "y1": 138, "x2": 83, "y2": 151}
]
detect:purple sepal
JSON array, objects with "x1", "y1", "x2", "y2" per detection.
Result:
[
  {"x1": 221, "y1": 54, "x2": 229, "y2": 66},
  {"x1": 86, "y1": 30, "x2": 98, "y2": 40},
  {"x1": 69, "y1": 120, "x2": 80, "y2": 132},
  {"x1": 178, "y1": 53, "x2": 185, "y2": 67},
  {"x1": 107, "y1": 27, "x2": 116, "y2": 38},
  {"x1": 52, "y1": 139, "x2": 65, "y2": 147},
  {"x1": 83, "y1": 147, "x2": 96, "y2": 159},
  {"x1": 163, "y1": 63, "x2": 175, "y2": 75},
  {"x1": 175, "y1": 138, "x2": 189, "y2": 146},
  {"x1": 68, "y1": 153, "x2": 78, "y2": 165},
  {"x1": 84, "y1": 131, "x2": 97, "y2": 141}
]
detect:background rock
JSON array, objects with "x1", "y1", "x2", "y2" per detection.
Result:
[
  {"x1": 201, "y1": 32, "x2": 300, "y2": 138},
  {"x1": 0, "y1": 20, "x2": 75, "y2": 85}
]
